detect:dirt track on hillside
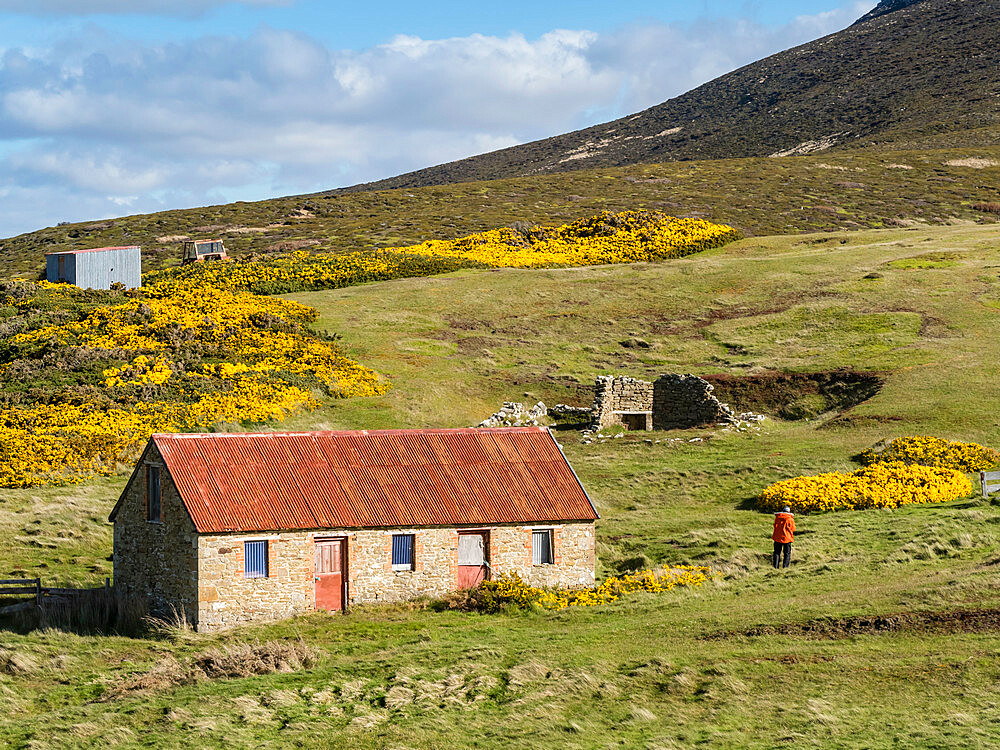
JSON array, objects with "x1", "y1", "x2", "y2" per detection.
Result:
[{"x1": 710, "y1": 608, "x2": 1000, "y2": 640}]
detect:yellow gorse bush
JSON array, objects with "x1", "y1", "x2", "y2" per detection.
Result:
[
  {"x1": 103, "y1": 355, "x2": 173, "y2": 388},
  {"x1": 142, "y1": 210, "x2": 740, "y2": 294},
  {"x1": 1, "y1": 211, "x2": 738, "y2": 488},
  {"x1": 861, "y1": 436, "x2": 999, "y2": 472},
  {"x1": 458, "y1": 568, "x2": 719, "y2": 613},
  {"x1": 0, "y1": 278, "x2": 388, "y2": 488},
  {"x1": 757, "y1": 462, "x2": 973, "y2": 514},
  {"x1": 400, "y1": 211, "x2": 740, "y2": 268}
]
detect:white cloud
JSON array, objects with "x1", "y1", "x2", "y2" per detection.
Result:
[
  {"x1": 0, "y1": 0, "x2": 290, "y2": 16},
  {"x1": 0, "y1": 2, "x2": 874, "y2": 237}
]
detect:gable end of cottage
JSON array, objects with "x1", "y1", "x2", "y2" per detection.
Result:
[{"x1": 111, "y1": 438, "x2": 200, "y2": 625}]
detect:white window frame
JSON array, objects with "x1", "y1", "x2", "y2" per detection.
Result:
[
  {"x1": 391, "y1": 533, "x2": 416, "y2": 571},
  {"x1": 532, "y1": 528, "x2": 554, "y2": 566},
  {"x1": 243, "y1": 539, "x2": 270, "y2": 579}
]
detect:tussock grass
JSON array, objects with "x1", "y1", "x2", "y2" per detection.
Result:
[
  {"x1": 0, "y1": 649, "x2": 37, "y2": 676},
  {"x1": 10, "y1": 588, "x2": 148, "y2": 636},
  {"x1": 193, "y1": 640, "x2": 319, "y2": 679},
  {"x1": 102, "y1": 640, "x2": 319, "y2": 701}
]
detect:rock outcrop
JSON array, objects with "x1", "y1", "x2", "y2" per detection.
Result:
[{"x1": 855, "y1": 0, "x2": 926, "y2": 24}]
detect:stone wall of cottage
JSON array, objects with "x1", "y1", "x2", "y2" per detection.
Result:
[
  {"x1": 491, "y1": 523, "x2": 596, "y2": 589},
  {"x1": 112, "y1": 442, "x2": 198, "y2": 621},
  {"x1": 195, "y1": 522, "x2": 596, "y2": 631}
]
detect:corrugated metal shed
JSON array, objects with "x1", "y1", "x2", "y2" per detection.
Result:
[
  {"x1": 45, "y1": 246, "x2": 141, "y2": 290},
  {"x1": 111, "y1": 428, "x2": 598, "y2": 534}
]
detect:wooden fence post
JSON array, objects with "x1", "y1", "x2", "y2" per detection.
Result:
[{"x1": 35, "y1": 578, "x2": 42, "y2": 606}]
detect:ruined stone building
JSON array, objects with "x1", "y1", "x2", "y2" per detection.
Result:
[
  {"x1": 590, "y1": 374, "x2": 738, "y2": 431},
  {"x1": 109, "y1": 428, "x2": 598, "y2": 631}
]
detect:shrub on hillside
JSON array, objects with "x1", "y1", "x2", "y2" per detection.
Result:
[
  {"x1": 0, "y1": 279, "x2": 388, "y2": 488},
  {"x1": 861, "y1": 436, "x2": 999, "y2": 472},
  {"x1": 143, "y1": 211, "x2": 741, "y2": 295},
  {"x1": 757, "y1": 462, "x2": 973, "y2": 514},
  {"x1": 436, "y1": 568, "x2": 719, "y2": 613}
]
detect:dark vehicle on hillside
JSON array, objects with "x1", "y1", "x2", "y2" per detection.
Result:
[{"x1": 182, "y1": 239, "x2": 229, "y2": 264}]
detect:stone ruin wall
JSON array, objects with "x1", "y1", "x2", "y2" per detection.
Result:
[
  {"x1": 590, "y1": 376, "x2": 653, "y2": 430},
  {"x1": 590, "y1": 374, "x2": 738, "y2": 431},
  {"x1": 652, "y1": 374, "x2": 738, "y2": 430}
]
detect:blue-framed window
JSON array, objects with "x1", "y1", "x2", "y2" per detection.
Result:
[
  {"x1": 244, "y1": 540, "x2": 269, "y2": 579},
  {"x1": 392, "y1": 534, "x2": 415, "y2": 571}
]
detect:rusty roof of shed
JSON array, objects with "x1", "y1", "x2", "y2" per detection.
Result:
[
  {"x1": 111, "y1": 428, "x2": 598, "y2": 534},
  {"x1": 46, "y1": 245, "x2": 140, "y2": 256}
]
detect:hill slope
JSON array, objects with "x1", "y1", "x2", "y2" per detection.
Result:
[
  {"x1": 6, "y1": 223, "x2": 1000, "y2": 747},
  {"x1": 3, "y1": 144, "x2": 1000, "y2": 278},
  {"x1": 344, "y1": 0, "x2": 1000, "y2": 191}
]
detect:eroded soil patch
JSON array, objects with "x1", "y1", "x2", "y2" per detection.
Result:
[
  {"x1": 703, "y1": 369, "x2": 885, "y2": 420},
  {"x1": 713, "y1": 608, "x2": 1000, "y2": 640}
]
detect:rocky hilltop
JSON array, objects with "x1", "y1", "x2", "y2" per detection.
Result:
[
  {"x1": 340, "y1": 0, "x2": 995, "y2": 192},
  {"x1": 855, "y1": 0, "x2": 928, "y2": 24}
]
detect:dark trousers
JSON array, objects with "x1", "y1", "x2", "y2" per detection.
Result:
[{"x1": 772, "y1": 541, "x2": 792, "y2": 569}]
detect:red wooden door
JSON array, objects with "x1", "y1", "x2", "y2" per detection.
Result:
[
  {"x1": 457, "y1": 532, "x2": 489, "y2": 589},
  {"x1": 314, "y1": 539, "x2": 345, "y2": 611}
]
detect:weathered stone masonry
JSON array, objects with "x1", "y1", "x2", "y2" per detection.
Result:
[
  {"x1": 653, "y1": 373, "x2": 738, "y2": 430},
  {"x1": 112, "y1": 442, "x2": 199, "y2": 620},
  {"x1": 591, "y1": 376, "x2": 653, "y2": 430},
  {"x1": 196, "y1": 523, "x2": 595, "y2": 630},
  {"x1": 590, "y1": 373, "x2": 738, "y2": 431}
]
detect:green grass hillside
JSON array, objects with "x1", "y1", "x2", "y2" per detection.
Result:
[
  {"x1": 4, "y1": 223, "x2": 1000, "y2": 747},
  {"x1": 3, "y1": 145, "x2": 999, "y2": 280}
]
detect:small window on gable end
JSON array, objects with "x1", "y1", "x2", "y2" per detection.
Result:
[
  {"x1": 146, "y1": 465, "x2": 161, "y2": 523},
  {"x1": 392, "y1": 534, "x2": 414, "y2": 571},
  {"x1": 245, "y1": 540, "x2": 268, "y2": 579},
  {"x1": 532, "y1": 530, "x2": 553, "y2": 566}
]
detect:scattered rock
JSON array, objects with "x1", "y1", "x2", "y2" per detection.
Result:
[
  {"x1": 619, "y1": 338, "x2": 652, "y2": 349},
  {"x1": 550, "y1": 404, "x2": 591, "y2": 418},
  {"x1": 477, "y1": 401, "x2": 547, "y2": 428}
]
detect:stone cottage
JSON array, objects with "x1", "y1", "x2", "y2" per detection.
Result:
[{"x1": 109, "y1": 427, "x2": 599, "y2": 631}]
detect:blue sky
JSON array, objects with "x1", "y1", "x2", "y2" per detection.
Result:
[
  {"x1": 0, "y1": 1, "x2": 858, "y2": 47},
  {"x1": 0, "y1": 0, "x2": 875, "y2": 237}
]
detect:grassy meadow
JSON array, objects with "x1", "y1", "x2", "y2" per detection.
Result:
[{"x1": 3, "y1": 223, "x2": 1000, "y2": 747}]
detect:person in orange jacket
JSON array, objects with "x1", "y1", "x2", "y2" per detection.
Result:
[{"x1": 772, "y1": 506, "x2": 795, "y2": 569}]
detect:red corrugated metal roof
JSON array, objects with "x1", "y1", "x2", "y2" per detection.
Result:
[
  {"x1": 46, "y1": 245, "x2": 140, "y2": 256},
  {"x1": 118, "y1": 428, "x2": 597, "y2": 534}
]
